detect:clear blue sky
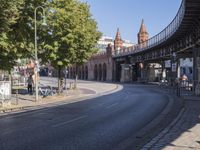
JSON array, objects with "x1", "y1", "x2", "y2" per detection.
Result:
[{"x1": 80, "y1": 0, "x2": 182, "y2": 43}]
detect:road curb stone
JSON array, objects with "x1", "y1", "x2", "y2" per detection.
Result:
[
  {"x1": 141, "y1": 108, "x2": 185, "y2": 149},
  {"x1": 112, "y1": 85, "x2": 183, "y2": 150}
]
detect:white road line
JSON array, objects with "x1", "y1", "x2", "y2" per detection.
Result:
[
  {"x1": 52, "y1": 115, "x2": 87, "y2": 128},
  {"x1": 106, "y1": 102, "x2": 119, "y2": 109},
  {"x1": 124, "y1": 95, "x2": 129, "y2": 100}
]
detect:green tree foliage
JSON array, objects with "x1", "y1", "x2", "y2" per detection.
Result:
[
  {"x1": 12, "y1": 0, "x2": 48, "y2": 59},
  {"x1": 0, "y1": 0, "x2": 48, "y2": 70},
  {"x1": 41, "y1": 0, "x2": 101, "y2": 69},
  {"x1": 0, "y1": 0, "x2": 101, "y2": 90},
  {"x1": 0, "y1": 0, "x2": 23, "y2": 70},
  {"x1": 40, "y1": 0, "x2": 101, "y2": 92}
]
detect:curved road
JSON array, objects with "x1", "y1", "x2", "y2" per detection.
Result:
[{"x1": 0, "y1": 84, "x2": 169, "y2": 150}]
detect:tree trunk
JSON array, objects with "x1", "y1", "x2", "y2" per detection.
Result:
[
  {"x1": 58, "y1": 67, "x2": 61, "y2": 95},
  {"x1": 74, "y1": 74, "x2": 78, "y2": 89},
  {"x1": 74, "y1": 65, "x2": 78, "y2": 89},
  {"x1": 8, "y1": 70, "x2": 13, "y2": 94}
]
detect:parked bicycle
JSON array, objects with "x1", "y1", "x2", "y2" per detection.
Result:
[{"x1": 39, "y1": 86, "x2": 56, "y2": 98}]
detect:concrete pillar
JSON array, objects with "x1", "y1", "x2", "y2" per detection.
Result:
[
  {"x1": 112, "y1": 61, "x2": 116, "y2": 82},
  {"x1": 193, "y1": 47, "x2": 200, "y2": 95},
  {"x1": 143, "y1": 63, "x2": 149, "y2": 82},
  {"x1": 177, "y1": 58, "x2": 181, "y2": 79},
  {"x1": 138, "y1": 62, "x2": 144, "y2": 82},
  {"x1": 120, "y1": 64, "x2": 131, "y2": 83},
  {"x1": 138, "y1": 62, "x2": 148, "y2": 82},
  {"x1": 170, "y1": 53, "x2": 177, "y2": 86},
  {"x1": 161, "y1": 61, "x2": 166, "y2": 81},
  {"x1": 129, "y1": 65, "x2": 133, "y2": 82}
]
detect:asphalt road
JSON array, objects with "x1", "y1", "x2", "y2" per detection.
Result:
[{"x1": 0, "y1": 84, "x2": 169, "y2": 150}]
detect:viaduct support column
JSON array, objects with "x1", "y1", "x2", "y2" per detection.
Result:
[
  {"x1": 139, "y1": 62, "x2": 148, "y2": 83},
  {"x1": 112, "y1": 61, "x2": 116, "y2": 82},
  {"x1": 161, "y1": 61, "x2": 166, "y2": 81},
  {"x1": 193, "y1": 47, "x2": 200, "y2": 95},
  {"x1": 176, "y1": 58, "x2": 181, "y2": 79},
  {"x1": 120, "y1": 64, "x2": 131, "y2": 83}
]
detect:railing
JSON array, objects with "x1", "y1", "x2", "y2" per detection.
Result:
[{"x1": 114, "y1": 0, "x2": 186, "y2": 57}]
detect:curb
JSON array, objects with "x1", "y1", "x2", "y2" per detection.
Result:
[
  {"x1": 112, "y1": 86, "x2": 183, "y2": 150},
  {"x1": 141, "y1": 108, "x2": 185, "y2": 149},
  {"x1": 0, "y1": 84, "x2": 122, "y2": 116},
  {"x1": 137, "y1": 96, "x2": 183, "y2": 149}
]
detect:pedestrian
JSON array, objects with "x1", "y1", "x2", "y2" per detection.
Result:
[
  {"x1": 181, "y1": 74, "x2": 188, "y2": 87},
  {"x1": 27, "y1": 74, "x2": 33, "y2": 95}
]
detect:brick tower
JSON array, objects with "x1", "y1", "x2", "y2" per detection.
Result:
[
  {"x1": 138, "y1": 19, "x2": 149, "y2": 44},
  {"x1": 114, "y1": 28, "x2": 123, "y2": 50}
]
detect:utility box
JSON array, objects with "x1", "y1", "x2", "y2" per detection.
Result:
[{"x1": 0, "y1": 81, "x2": 11, "y2": 106}]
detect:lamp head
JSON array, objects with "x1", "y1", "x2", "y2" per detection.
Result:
[{"x1": 41, "y1": 16, "x2": 47, "y2": 26}]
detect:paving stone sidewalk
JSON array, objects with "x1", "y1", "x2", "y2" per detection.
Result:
[{"x1": 142, "y1": 96, "x2": 200, "y2": 150}]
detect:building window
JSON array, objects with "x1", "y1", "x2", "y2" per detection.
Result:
[
  {"x1": 189, "y1": 67, "x2": 192, "y2": 74},
  {"x1": 182, "y1": 67, "x2": 186, "y2": 74}
]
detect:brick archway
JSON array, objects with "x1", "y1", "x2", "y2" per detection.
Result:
[
  {"x1": 72, "y1": 67, "x2": 76, "y2": 78},
  {"x1": 78, "y1": 67, "x2": 81, "y2": 79},
  {"x1": 94, "y1": 64, "x2": 98, "y2": 80},
  {"x1": 85, "y1": 66, "x2": 88, "y2": 80},
  {"x1": 103, "y1": 63, "x2": 107, "y2": 81},
  {"x1": 69, "y1": 67, "x2": 72, "y2": 78},
  {"x1": 81, "y1": 66, "x2": 84, "y2": 79},
  {"x1": 99, "y1": 64, "x2": 102, "y2": 81}
]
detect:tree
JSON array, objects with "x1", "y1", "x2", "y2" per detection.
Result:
[
  {"x1": 0, "y1": 0, "x2": 48, "y2": 71},
  {"x1": 0, "y1": 0, "x2": 23, "y2": 71},
  {"x1": 12, "y1": 0, "x2": 49, "y2": 59},
  {"x1": 41, "y1": 0, "x2": 101, "y2": 92},
  {"x1": 0, "y1": 0, "x2": 101, "y2": 93}
]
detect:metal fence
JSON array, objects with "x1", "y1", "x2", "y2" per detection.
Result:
[{"x1": 114, "y1": 0, "x2": 185, "y2": 57}]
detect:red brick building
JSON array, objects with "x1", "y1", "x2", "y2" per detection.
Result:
[{"x1": 68, "y1": 20, "x2": 149, "y2": 81}]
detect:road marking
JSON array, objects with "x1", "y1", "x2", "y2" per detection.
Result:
[
  {"x1": 124, "y1": 95, "x2": 129, "y2": 100},
  {"x1": 52, "y1": 115, "x2": 87, "y2": 127},
  {"x1": 106, "y1": 102, "x2": 119, "y2": 109}
]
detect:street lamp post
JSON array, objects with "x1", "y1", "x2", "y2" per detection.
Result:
[
  {"x1": 63, "y1": 68, "x2": 68, "y2": 90},
  {"x1": 34, "y1": 6, "x2": 47, "y2": 101}
]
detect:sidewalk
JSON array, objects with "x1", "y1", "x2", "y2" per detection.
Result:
[
  {"x1": 0, "y1": 78, "x2": 120, "y2": 114},
  {"x1": 142, "y1": 89, "x2": 200, "y2": 150}
]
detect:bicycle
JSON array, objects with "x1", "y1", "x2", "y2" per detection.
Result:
[{"x1": 39, "y1": 86, "x2": 56, "y2": 98}]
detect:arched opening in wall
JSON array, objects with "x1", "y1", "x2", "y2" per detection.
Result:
[
  {"x1": 69, "y1": 67, "x2": 72, "y2": 78},
  {"x1": 66, "y1": 68, "x2": 69, "y2": 78},
  {"x1": 116, "y1": 62, "x2": 122, "y2": 82},
  {"x1": 99, "y1": 64, "x2": 102, "y2": 81},
  {"x1": 78, "y1": 67, "x2": 81, "y2": 79},
  {"x1": 132, "y1": 64, "x2": 138, "y2": 81},
  {"x1": 103, "y1": 63, "x2": 107, "y2": 81},
  {"x1": 85, "y1": 66, "x2": 88, "y2": 80},
  {"x1": 94, "y1": 64, "x2": 98, "y2": 80},
  {"x1": 82, "y1": 66, "x2": 85, "y2": 80},
  {"x1": 72, "y1": 67, "x2": 76, "y2": 79}
]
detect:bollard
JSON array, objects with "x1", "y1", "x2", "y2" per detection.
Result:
[
  {"x1": 195, "y1": 83, "x2": 200, "y2": 96},
  {"x1": 69, "y1": 82, "x2": 73, "y2": 89},
  {"x1": 16, "y1": 89, "x2": 19, "y2": 105}
]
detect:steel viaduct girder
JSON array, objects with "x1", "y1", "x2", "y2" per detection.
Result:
[{"x1": 113, "y1": 0, "x2": 200, "y2": 63}]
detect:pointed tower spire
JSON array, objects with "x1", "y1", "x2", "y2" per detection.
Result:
[
  {"x1": 115, "y1": 28, "x2": 121, "y2": 39},
  {"x1": 139, "y1": 19, "x2": 147, "y2": 33},
  {"x1": 138, "y1": 19, "x2": 149, "y2": 44},
  {"x1": 114, "y1": 28, "x2": 123, "y2": 50}
]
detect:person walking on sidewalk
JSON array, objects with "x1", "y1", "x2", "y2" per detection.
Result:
[{"x1": 27, "y1": 74, "x2": 33, "y2": 95}]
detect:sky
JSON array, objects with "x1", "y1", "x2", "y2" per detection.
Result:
[{"x1": 80, "y1": 0, "x2": 182, "y2": 43}]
